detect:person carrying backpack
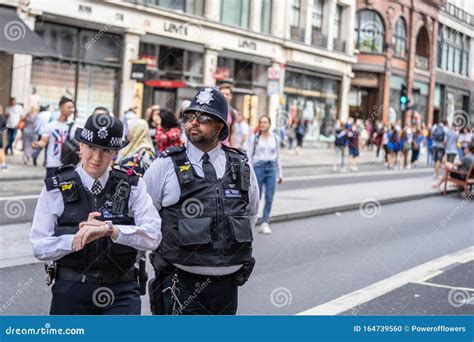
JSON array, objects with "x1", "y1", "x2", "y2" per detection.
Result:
[{"x1": 431, "y1": 120, "x2": 447, "y2": 179}]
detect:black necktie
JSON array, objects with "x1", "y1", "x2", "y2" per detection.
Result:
[
  {"x1": 91, "y1": 179, "x2": 103, "y2": 195},
  {"x1": 202, "y1": 152, "x2": 217, "y2": 181}
]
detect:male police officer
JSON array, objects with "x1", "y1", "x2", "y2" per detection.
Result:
[
  {"x1": 30, "y1": 113, "x2": 161, "y2": 315},
  {"x1": 144, "y1": 88, "x2": 259, "y2": 315}
]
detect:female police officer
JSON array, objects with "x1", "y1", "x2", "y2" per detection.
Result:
[
  {"x1": 30, "y1": 113, "x2": 161, "y2": 315},
  {"x1": 144, "y1": 88, "x2": 259, "y2": 315}
]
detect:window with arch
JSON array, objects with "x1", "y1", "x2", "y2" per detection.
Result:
[
  {"x1": 393, "y1": 17, "x2": 407, "y2": 58},
  {"x1": 355, "y1": 9, "x2": 385, "y2": 53}
]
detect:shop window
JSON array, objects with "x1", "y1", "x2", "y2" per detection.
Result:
[
  {"x1": 393, "y1": 17, "x2": 406, "y2": 58},
  {"x1": 220, "y1": 0, "x2": 250, "y2": 28},
  {"x1": 355, "y1": 9, "x2": 385, "y2": 53},
  {"x1": 234, "y1": 60, "x2": 253, "y2": 88},
  {"x1": 158, "y1": 46, "x2": 184, "y2": 72},
  {"x1": 80, "y1": 30, "x2": 123, "y2": 64}
]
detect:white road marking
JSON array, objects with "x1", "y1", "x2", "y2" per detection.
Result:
[
  {"x1": 297, "y1": 246, "x2": 474, "y2": 315},
  {"x1": 284, "y1": 168, "x2": 430, "y2": 181},
  {"x1": 0, "y1": 194, "x2": 40, "y2": 201},
  {"x1": 412, "y1": 281, "x2": 474, "y2": 292}
]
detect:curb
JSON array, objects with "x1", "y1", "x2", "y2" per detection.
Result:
[
  {"x1": 261, "y1": 189, "x2": 460, "y2": 224},
  {"x1": 282, "y1": 161, "x2": 379, "y2": 169}
]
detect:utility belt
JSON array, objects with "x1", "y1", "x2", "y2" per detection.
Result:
[
  {"x1": 148, "y1": 252, "x2": 255, "y2": 315},
  {"x1": 45, "y1": 258, "x2": 148, "y2": 295}
]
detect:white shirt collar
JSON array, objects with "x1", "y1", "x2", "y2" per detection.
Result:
[
  {"x1": 76, "y1": 166, "x2": 110, "y2": 191},
  {"x1": 186, "y1": 141, "x2": 221, "y2": 164}
]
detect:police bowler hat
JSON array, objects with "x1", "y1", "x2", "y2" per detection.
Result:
[
  {"x1": 75, "y1": 114, "x2": 129, "y2": 150},
  {"x1": 184, "y1": 88, "x2": 229, "y2": 141}
]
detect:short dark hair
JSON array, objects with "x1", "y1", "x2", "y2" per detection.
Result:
[
  {"x1": 59, "y1": 96, "x2": 73, "y2": 108},
  {"x1": 93, "y1": 106, "x2": 110, "y2": 115},
  {"x1": 160, "y1": 108, "x2": 179, "y2": 130},
  {"x1": 467, "y1": 144, "x2": 474, "y2": 153}
]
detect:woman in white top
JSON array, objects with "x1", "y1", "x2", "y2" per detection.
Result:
[{"x1": 247, "y1": 116, "x2": 283, "y2": 235}]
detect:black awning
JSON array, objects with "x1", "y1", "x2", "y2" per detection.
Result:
[{"x1": 0, "y1": 7, "x2": 56, "y2": 57}]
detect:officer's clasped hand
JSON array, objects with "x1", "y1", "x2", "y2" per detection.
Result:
[{"x1": 72, "y1": 211, "x2": 110, "y2": 251}]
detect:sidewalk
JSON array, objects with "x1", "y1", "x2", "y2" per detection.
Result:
[
  {"x1": 1, "y1": 172, "x2": 459, "y2": 269},
  {"x1": 0, "y1": 145, "x2": 385, "y2": 181}
]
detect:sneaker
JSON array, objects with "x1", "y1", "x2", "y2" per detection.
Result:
[{"x1": 259, "y1": 222, "x2": 272, "y2": 235}]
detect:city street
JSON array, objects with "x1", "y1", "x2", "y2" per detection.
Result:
[{"x1": 0, "y1": 195, "x2": 472, "y2": 315}]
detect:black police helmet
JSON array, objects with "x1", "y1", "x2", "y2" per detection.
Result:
[
  {"x1": 75, "y1": 113, "x2": 129, "y2": 150},
  {"x1": 184, "y1": 88, "x2": 229, "y2": 141}
]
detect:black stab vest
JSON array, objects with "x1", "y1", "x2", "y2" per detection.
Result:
[
  {"x1": 45, "y1": 166, "x2": 138, "y2": 273},
  {"x1": 158, "y1": 145, "x2": 253, "y2": 266}
]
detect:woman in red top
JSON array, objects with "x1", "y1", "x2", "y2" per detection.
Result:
[{"x1": 148, "y1": 108, "x2": 182, "y2": 153}]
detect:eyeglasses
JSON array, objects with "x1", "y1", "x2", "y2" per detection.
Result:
[{"x1": 183, "y1": 111, "x2": 213, "y2": 124}]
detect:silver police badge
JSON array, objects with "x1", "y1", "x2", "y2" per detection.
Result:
[
  {"x1": 98, "y1": 127, "x2": 108, "y2": 139},
  {"x1": 196, "y1": 88, "x2": 215, "y2": 105}
]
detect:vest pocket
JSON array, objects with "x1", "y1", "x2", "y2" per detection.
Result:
[
  {"x1": 178, "y1": 217, "x2": 212, "y2": 247},
  {"x1": 228, "y1": 216, "x2": 253, "y2": 244}
]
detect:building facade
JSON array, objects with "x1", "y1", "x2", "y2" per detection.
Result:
[
  {"x1": 0, "y1": 0, "x2": 356, "y2": 139},
  {"x1": 435, "y1": 0, "x2": 474, "y2": 127},
  {"x1": 350, "y1": 0, "x2": 443, "y2": 126}
]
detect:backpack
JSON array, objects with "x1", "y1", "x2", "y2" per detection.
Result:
[
  {"x1": 432, "y1": 125, "x2": 445, "y2": 143},
  {"x1": 60, "y1": 122, "x2": 80, "y2": 166}
]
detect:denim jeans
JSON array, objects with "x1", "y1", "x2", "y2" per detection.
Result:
[{"x1": 253, "y1": 160, "x2": 277, "y2": 224}]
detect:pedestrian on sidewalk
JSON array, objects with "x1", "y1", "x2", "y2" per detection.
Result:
[
  {"x1": 431, "y1": 120, "x2": 447, "y2": 178},
  {"x1": 220, "y1": 83, "x2": 238, "y2": 146},
  {"x1": 426, "y1": 126, "x2": 434, "y2": 167},
  {"x1": 117, "y1": 118, "x2": 156, "y2": 177},
  {"x1": 144, "y1": 88, "x2": 258, "y2": 315},
  {"x1": 411, "y1": 128, "x2": 422, "y2": 167},
  {"x1": 295, "y1": 118, "x2": 305, "y2": 155},
  {"x1": 400, "y1": 127, "x2": 411, "y2": 169},
  {"x1": 4, "y1": 97, "x2": 24, "y2": 155},
  {"x1": 231, "y1": 113, "x2": 250, "y2": 151},
  {"x1": 458, "y1": 127, "x2": 472, "y2": 158},
  {"x1": 151, "y1": 108, "x2": 182, "y2": 153},
  {"x1": 33, "y1": 105, "x2": 53, "y2": 167},
  {"x1": 30, "y1": 113, "x2": 161, "y2": 315},
  {"x1": 248, "y1": 115, "x2": 283, "y2": 234},
  {"x1": 22, "y1": 106, "x2": 39, "y2": 165},
  {"x1": 32, "y1": 97, "x2": 76, "y2": 178},
  {"x1": 347, "y1": 121, "x2": 359, "y2": 172},
  {"x1": 333, "y1": 120, "x2": 347, "y2": 172},
  {"x1": 0, "y1": 105, "x2": 7, "y2": 171},
  {"x1": 386, "y1": 126, "x2": 400, "y2": 169},
  {"x1": 445, "y1": 124, "x2": 459, "y2": 163}
]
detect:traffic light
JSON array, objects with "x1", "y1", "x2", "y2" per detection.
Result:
[{"x1": 400, "y1": 84, "x2": 408, "y2": 111}]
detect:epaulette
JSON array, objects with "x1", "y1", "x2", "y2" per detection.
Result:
[
  {"x1": 44, "y1": 165, "x2": 76, "y2": 191},
  {"x1": 111, "y1": 165, "x2": 139, "y2": 186},
  {"x1": 221, "y1": 144, "x2": 248, "y2": 161},
  {"x1": 159, "y1": 144, "x2": 186, "y2": 158}
]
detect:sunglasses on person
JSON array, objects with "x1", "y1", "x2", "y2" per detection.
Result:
[{"x1": 183, "y1": 111, "x2": 214, "y2": 124}]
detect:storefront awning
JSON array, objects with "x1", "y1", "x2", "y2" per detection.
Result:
[
  {"x1": 0, "y1": 7, "x2": 57, "y2": 57},
  {"x1": 141, "y1": 34, "x2": 204, "y2": 53},
  {"x1": 219, "y1": 49, "x2": 272, "y2": 66}
]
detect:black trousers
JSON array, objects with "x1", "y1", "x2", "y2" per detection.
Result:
[
  {"x1": 152, "y1": 268, "x2": 238, "y2": 315},
  {"x1": 50, "y1": 279, "x2": 141, "y2": 315}
]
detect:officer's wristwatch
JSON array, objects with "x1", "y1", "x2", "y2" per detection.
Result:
[{"x1": 104, "y1": 221, "x2": 114, "y2": 237}]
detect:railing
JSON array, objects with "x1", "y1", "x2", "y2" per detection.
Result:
[
  {"x1": 290, "y1": 26, "x2": 305, "y2": 42},
  {"x1": 333, "y1": 38, "x2": 346, "y2": 53},
  {"x1": 415, "y1": 55, "x2": 429, "y2": 70},
  {"x1": 311, "y1": 29, "x2": 327, "y2": 48},
  {"x1": 440, "y1": 2, "x2": 474, "y2": 26}
]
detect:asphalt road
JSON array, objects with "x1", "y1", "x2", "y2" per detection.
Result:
[{"x1": 0, "y1": 195, "x2": 471, "y2": 315}]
